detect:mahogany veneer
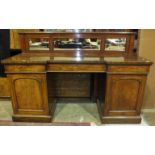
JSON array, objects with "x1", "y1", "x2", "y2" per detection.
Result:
[
  {"x1": 2, "y1": 53, "x2": 152, "y2": 123},
  {"x1": 1, "y1": 32, "x2": 153, "y2": 123}
]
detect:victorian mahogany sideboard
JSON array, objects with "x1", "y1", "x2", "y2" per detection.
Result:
[{"x1": 1, "y1": 32, "x2": 153, "y2": 123}]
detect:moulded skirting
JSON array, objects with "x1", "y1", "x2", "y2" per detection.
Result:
[
  {"x1": 12, "y1": 114, "x2": 52, "y2": 123},
  {"x1": 102, "y1": 116, "x2": 141, "y2": 124}
]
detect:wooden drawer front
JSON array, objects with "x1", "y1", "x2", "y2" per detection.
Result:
[
  {"x1": 5, "y1": 65, "x2": 46, "y2": 73},
  {"x1": 48, "y1": 64, "x2": 106, "y2": 72},
  {"x1": 108, "y1": 65, "x2": 149, "y2": 73}
]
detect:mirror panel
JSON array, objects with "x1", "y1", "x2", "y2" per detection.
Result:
[
  {"x1": 53, "y1": 38, "x2": 101, "y2": 50},
  {"x1": 29, "y1": 38, "x2": 49, "y2": 51},
  {"x1": 105, "y1": 38, "x2": 126, "y2": 51}
]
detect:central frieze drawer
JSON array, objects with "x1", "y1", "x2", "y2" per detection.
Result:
[{"x1": 47, "y1": 64, "x2": 106, "y2": 72}]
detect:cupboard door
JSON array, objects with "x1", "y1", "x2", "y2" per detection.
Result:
[
  {"x1": 104, "y1": 74, "x2": 147, "y2": 116},
  {"x1": 8, "y1": 74, "x2": 49, "y2": 115}
]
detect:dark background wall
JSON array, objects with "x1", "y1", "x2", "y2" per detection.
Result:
[{"x1": 0, "y1": 29, "x2": 10, "y2": 76}]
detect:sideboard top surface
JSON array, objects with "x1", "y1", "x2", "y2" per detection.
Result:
[{"x1": 1, "y1": 53, "x2": 152, "y2": 65}]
